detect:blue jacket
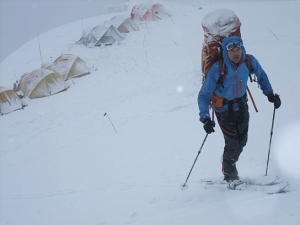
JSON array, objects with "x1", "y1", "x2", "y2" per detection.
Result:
[{"x1": 198, "y1": 36, "x2": 273, "y2": 122}]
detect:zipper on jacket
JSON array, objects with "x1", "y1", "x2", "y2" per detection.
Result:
[
  {"x1": 240, "y1": 80, "x2": 243, "y2": 94},
  {"x1": 235, "y1": 69, "x2": 238, "y2": 98}
]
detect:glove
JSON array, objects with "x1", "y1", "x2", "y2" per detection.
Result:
[
  {"x1": 267, "y1": 93, "x2": 281, "y2": 109},
  {"x1": 203, "y1": 118, "x2": 216, "y2": 134}
]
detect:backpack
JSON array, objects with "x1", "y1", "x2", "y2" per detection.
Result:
[
  {"x1": 201, "y1": 8, "x2": 242, "y2": 83},
  {"x1": 201, "y1": 9, "x2": 258, "y2": 111}
]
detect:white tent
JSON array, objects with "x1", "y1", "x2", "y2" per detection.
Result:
[{"x1": 77, "y1": 25, "x2": 124, "y2": 47}]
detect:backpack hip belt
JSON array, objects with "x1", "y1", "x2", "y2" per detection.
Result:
[
  {"x1": 211, "y1": 92, "x2": 247, "y2": 108},
  {"x1": 214, "y1": 93, "x2": 248, "y2": 127}
]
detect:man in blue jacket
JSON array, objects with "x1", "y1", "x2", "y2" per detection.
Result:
[{"x1": 198, "y1": 36, "x2": 281, "y2": 183}]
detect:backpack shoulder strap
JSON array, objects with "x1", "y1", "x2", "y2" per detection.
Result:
[
  {"x1": 245, "y1": 54, "x2": 255, "y2": 82},
  {"x1": 216, "y1": 57, "x2": 226, "y2": 88},
  {"x1": 217, "y1": 54, "x2": 255, "y2": 88}
]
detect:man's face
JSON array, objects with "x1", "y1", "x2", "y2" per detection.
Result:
[{"x1": 227, "y1": 48, "x2": 242, "y2": 64}]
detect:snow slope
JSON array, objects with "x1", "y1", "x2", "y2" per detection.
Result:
[{"x1": 1, "y1": 0, "x2": 300, "y2": 224}]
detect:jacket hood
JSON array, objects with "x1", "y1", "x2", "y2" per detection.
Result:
[{"x1": 221, "y1": 36, "x2": 246, "y2": 66}]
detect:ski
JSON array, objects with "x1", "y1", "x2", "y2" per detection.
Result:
[
  {"x1": 201, "y1": 176, "x2": 280, "y2": 187},
  {"x1": 229, "y1": 181, "x2": 289, "y2": 193},
  {"x1": 242, "y1": 176, "x2": 281, "y2": 186},
  {"x1": 200, "y1": 176, "x2": 289, "y2": 194},
  {"x1": 266, "y1": 182, "x2": 289, "y2": 194}
]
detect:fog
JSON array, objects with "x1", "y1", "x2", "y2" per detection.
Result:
[
  {"x1": 0, "y1": 0, "x2": 125, "y2": 63},
  {"x1": 1, "y1": 0, "x2": 284, "y2": 63}
]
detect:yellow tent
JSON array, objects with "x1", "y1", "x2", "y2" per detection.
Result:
[
  {"x1": 43, "y1": 54, "x2": 89, "y2": 80},
  {"x1": 18, "y1": 69, "x2": 69, "y2": 99},
  {"x1": 0, "y1": 86, "x2": 26, "y2": 115}
]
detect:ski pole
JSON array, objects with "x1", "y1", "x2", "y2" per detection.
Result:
[
  {"x1": 265, "y1": 106, "x2": 276, "y2": 176},
  {"x1": 181, "y1": 133, "x2": 208, "y2": 190}
]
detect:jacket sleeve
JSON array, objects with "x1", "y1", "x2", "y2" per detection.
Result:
[
  {"x1": 197, "y1": 64, "x2": 219, "y2": 123},
  {"x1": 248, "y1": 54, "x2": 273, "y2": 95}
]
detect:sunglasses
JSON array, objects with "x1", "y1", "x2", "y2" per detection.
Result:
[{"x1": 225, "y1": 42, "x2": 242, "y2": 50}]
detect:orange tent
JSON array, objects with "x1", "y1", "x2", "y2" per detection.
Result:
[
  {"x1": 107, "y1": 16, "x2": 139, "y2": 33},
  {"x1": 131, "y1": 3, "x2": 171, "y2": 21}
]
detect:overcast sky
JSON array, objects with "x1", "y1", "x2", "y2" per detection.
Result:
[
  {"x1": 0, "y1": 0, "x2": 289, "y2": 64},
  {"x1": 0, "y1": 0, "x2": 126, "y2": 63}
]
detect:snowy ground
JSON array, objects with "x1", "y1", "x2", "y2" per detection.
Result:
[{"x1": 1, "y1": 0, "x2": 300, "y2": 224}]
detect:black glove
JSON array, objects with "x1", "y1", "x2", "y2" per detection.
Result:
[
  {"x1": 267, "y1": 93, "x2": 281, "y2": 109},
  {"x1": 203, "y1": 118, "x2": 215, "y2": 134}
]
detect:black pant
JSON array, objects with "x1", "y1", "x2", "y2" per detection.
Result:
[{"x1": 216, "y1": 104, "x2": 249, "y2": 173}]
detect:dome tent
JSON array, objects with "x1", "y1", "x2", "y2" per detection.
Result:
[
  {"x1": 0, "y1": 86, "x2": 26, "y2": 115},
  {"x1": 131, "y1": 2, "x2": 171, "y2": 21},
  {"x1": 42, "y1": 54, "x2": 89, "y2": 80},
  {"x1": 77, "y1": 25, "x2": 124, "y2": 47},
  {"x1": 18, "y1": 69, "x2": 69, "y2": 99},
  {"x1": 107, "y1": 15, "x2": 139, "y2": 33}
]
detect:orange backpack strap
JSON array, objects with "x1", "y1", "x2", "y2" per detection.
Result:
[
  {"x1": 245, "y1": 54, "x2": 255, "y2": 82},
  {"x1": 216, "y1": 57, "x2": 226, "y2": 88}
]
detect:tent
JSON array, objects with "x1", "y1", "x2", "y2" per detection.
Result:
[
  {"x1": 18, "y1": 69, "x2": 69, "y2": 99},
  {"x1": 130, "y1": 3, "x2": 171, "y2": 21},
  {"x1": 0, "y1": 86, "x2": 26, "y2": 115},
  {"x1": 76, "y1": 25, "x2": 124, "y2": 47},
  {"x1": 42, "y1": 54, "x2": 89, "y2": 80},
  {"x1": 107, "y1": 16, "x2": 139, "y2": 33}
]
